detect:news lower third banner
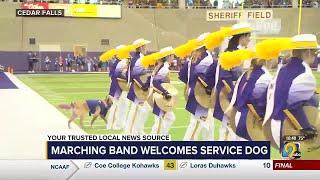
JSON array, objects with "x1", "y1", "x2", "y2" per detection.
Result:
[{"x1": 47, "y1": 141, "x2": 270, "y2": 159}]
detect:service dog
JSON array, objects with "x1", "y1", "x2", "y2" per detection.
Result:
[{"x1": 58, "y1": 96, "x2": 113, "y2": 129}]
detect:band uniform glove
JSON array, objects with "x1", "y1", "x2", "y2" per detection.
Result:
[
  {"x1": 300, "y1": 127, "x2": 317, "y2": 140},
  {"x1": 142, "y1": 84, "x2": 149, "y2": 91},
  {"x1": 205, "y1": 87, "x2": 212, "y2": 95},
  {"x1": 162, "y1": 91, "x2": 172, "y2": 100}
]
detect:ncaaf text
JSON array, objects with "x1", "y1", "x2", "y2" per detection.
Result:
[{"x1": 207, "y1": 10, "x2": 273, "y2": 21}]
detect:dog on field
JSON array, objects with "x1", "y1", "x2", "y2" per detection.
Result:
[{"x1": 58, "y1": 96, "x2": 113, "y2": 129}]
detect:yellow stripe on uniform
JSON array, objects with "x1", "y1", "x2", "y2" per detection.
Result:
[
  {"x1": 198, "y1": 77, "x2": 208, "y2": 88},
  {"x1": 247, "y1": 104, "x2": 262, "y2": 121},
  {"x1": 283, "y1": 109, "x2": 303, "y2": 130}
]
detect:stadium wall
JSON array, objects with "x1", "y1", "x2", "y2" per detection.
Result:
[{"x1": 0, "y1": 2, "x2": 319, "y2": 70}]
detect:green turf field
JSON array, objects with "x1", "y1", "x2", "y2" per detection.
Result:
[
  {"x1": 16, "y1": 72, "x2": 320, "y2": 159},
  {"x1": 17, "y1": 73, "x2": 190, "y2": 138}
]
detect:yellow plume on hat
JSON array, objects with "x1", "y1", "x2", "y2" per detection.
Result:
[
  {"x1": 174, "y1": 39, "x2": 200, "y2": 59},
  {"x1": 219, "y1": 37, "x2": 295, "y2": 70},
  {"x1": 204, "y1": 27, "x2": 232, "y2": 50},
  {"x1": 174, "y1": 44, "x2": 190, "y2": 59},
  {"x1": 186, "y1": 39, "x2": 202, "y2": 51},
  {"x1": 141, "y1": 52, "x2": 161, "y2": 68},
  {"x1": 100, "y1": 49, "x2": 117, "y2": 62},
  {"x1": 219, "y1": 49, "x2": 255, "y2": 70},
  {"x1": 117, "y1": 45, "x2": 136, "y2": 59},
  {"x1": 141, "y1": 46, "x2": 174, "y2": 68},
  {"x1": 255, "y1": 38, "x2": 292, "y2": 60}
]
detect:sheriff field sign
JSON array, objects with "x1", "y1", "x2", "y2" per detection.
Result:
[{"x1": 207, "y1": 10, "x2": 273, "y2": 21}]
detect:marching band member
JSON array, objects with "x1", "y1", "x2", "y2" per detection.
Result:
[
  {"x1": 220, "y1": 48, "x2": 272, "y2": 141},
  {"x1": 178, "y1": 42, "x2": 197, "y2": 139},
  {"x1": 197, "y1": 27, "x2": 235, "y2": 139},
  {"x1": 106, "y1": 45, "x2": 132, "y2": 130},
  {"x1": 141, "y1": 47, "x2": 177, "y2": 134},
  {"x1": 125, "y1": 38, "x2": 151, "y2": 134},
  {"x1": 264, "y1": 34, "x2": 319, "y2": 151},
  {"x1": 179, "y1": 33, "x2": 215, "y2": 140},
  {"x1": 213, "y1": 23, "x2": 253, "y2": 141}
]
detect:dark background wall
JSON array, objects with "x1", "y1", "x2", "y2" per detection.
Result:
[{"x1": 0, "y1": 2, "x2": 320, "y2": 70}]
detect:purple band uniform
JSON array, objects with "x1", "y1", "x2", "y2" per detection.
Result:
[
  {"x1": 86, "y1": 100, "x2": 111, "y2": 117},
  {"x1": 234, "y1": 67, "x2": 270, "y2": 140}
]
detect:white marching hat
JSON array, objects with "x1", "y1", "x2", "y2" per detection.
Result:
[
  {"x1": 230, "y1": 22, "x2": 253, "y2": 36},
  {"x1": 194, "y1": 32, "x2": 210, "y2": 50},
  {"x1": 116, "y1": 45, "x2": 126, "y2": 50},
  {"x1": 291, "y1": 34, "x2": 320, "y2": 49},
  {"x1": 133, "y1": 38, "x2": 151, "y2": 48},
  {"x1": 197, "y1": 32, "x2": 210, "y2": 42},
  {"x1": 158, "y1": 46, "x2": 175, "y2": 59},
  {"x1": 160, "y1": 46, "x2": 174, "y2": 53}
]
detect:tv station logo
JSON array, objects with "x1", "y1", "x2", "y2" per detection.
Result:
[
  {"x1": 16, "y1": 2, "x2": 64, "y2": 17},
  {"x1": 281, "y1": 142, "x2": 301, "y2": 160}
]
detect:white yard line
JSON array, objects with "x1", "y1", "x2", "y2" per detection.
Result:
[{"x1": 0, "y1": 73, "x2": 84, "y2": 159}]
